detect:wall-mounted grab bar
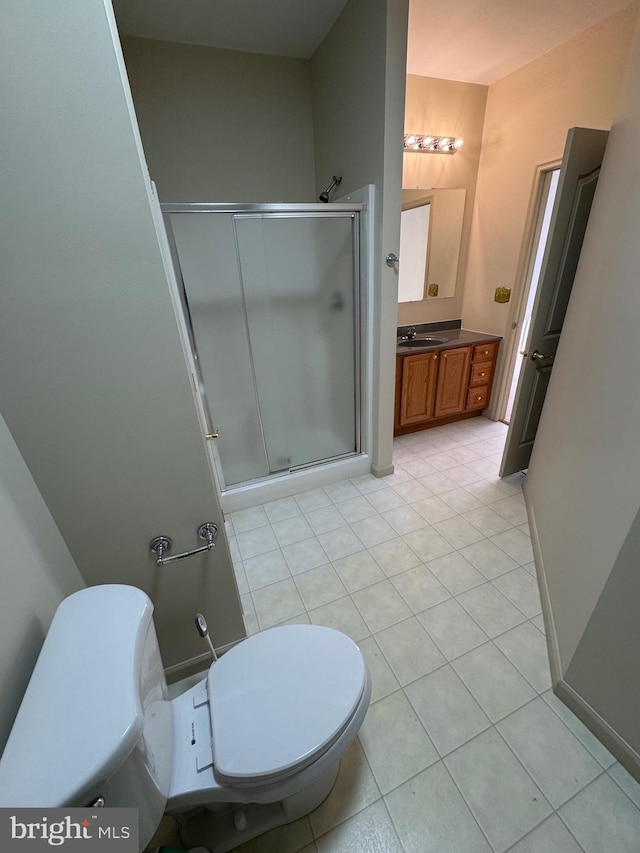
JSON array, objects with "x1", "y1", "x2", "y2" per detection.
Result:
[{"x1": 150, "y1": 523, "x2": 218, "y2": 566}]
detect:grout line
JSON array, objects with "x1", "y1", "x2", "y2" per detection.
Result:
[
  {"x1": 230, "y1": 418, "x2": 636, "y2": 852},
  {"x1": 606, "y1": 764, "x2": 640, "y2": 811},
  {"x1": 308, "y1": 740, "x2": 384, "y2": 844}
]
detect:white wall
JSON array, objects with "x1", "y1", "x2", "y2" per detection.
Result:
[
  {"x1": 311, "y1": 0, "x2": 408, "y2": 476},
  {"x1": 0, "y1": 414, "x2": 84, "y2": 751},
  {"x1": 0, "y1": 0, "x2": 245, "y2": 672},
  {"x1": 120, "y1": 1, "x2": 409, "y2": 480},
  {"x1": 121, "y1": 36, "x2": 316, "y2": 202},
  {"x1": 563, "y1": 510, "x2": 640, "y2": 760},
  {"x1": 527, "y1": 9, "x2": 640, "y2": 675}
]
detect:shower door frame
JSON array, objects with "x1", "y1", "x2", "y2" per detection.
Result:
[{"x1": 162, "y1": 202, "x2": 369, "y2": 495}]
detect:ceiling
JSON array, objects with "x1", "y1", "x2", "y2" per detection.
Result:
[
  {"x1": 112, "y1": 0, "x2": 633, "y2": 85},
  {"x1": 407, "y1": 0, "x2": 633, "y2": 84},
  {"x1": 111, "y1": 0, "x2": 349, "y2": 59}
]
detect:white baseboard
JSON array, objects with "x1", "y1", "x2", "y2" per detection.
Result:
[
  {"x1": 164, "y1": 636, "x2": 242, "y2": 683},
  {"x1": 371, "y1": 462, "x2": 394, "y2": 478},
  {"x1": 555, "y1": 679, "x2": 640, "y2": 782},
  {"x1": 522, "y1": 481, "x2": 563, "y2": 685}
]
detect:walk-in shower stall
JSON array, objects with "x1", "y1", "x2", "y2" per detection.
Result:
[{"x1": 163, "y1": 202, "x2": 371, "y2": 510}]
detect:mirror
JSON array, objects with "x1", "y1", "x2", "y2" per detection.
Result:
[{"x1": 398, "y1": 188, "x2": 466, "y2": 302}]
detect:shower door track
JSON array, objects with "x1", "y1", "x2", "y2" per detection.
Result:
[{"x1": 164, "y1": 203, "x2": 364, "y2": 214}]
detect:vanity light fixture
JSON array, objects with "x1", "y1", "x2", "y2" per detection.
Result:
[{"x1": 403, "y1": 134, "x2": 464, "y2": 154}]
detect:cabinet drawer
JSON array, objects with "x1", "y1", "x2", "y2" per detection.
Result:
[
  {"x1": 466, "y1": 385, "x2": 489, "y2": 410},
  {"x1": 472, "y1": 341, "x2": 497, "y2": 362},
  {"x1": 469, "y1": 361, "x2": 492, "y2": 387}
]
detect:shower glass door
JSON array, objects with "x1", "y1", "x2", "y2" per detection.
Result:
[
  {"x1": 166, "y1": 206, "x2": 360, "y2": 488},
  {"x1": 235, "y1": 213, "x2": 357, "y2": 474}
]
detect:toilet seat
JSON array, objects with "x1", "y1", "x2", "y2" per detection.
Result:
[{"x1": 207, "y1": 625, "x2": 367, "y2": 787}]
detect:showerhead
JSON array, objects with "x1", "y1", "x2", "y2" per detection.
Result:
[{"x1": 319, "y1": 175, "x2": 342, "y2": 203}]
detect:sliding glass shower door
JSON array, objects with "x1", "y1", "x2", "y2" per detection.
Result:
[{"x1": 166, "y1": 205, "x2": 361, "y2": 488}]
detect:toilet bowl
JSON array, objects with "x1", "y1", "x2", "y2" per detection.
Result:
[{"x1": 0, "y1": 585, "x2": 370, "y2": 853}]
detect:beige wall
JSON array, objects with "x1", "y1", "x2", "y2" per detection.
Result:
[
  {"x1": 525, "y1": 7, "x2": 640, "y2": 768},
  {"x1": 400, "y1": 75, "x2": 488, "y2": 325},
  {"x1": 0, "y1": 414, "x2": 84, "y2": 751},
  {"x1": 311, "y1": 0, "x2": 408, "y2": 476},
  {"x1": 121, "y1": 36, "x2": 316, "y2": 202},
  {"x1": 462, "y1": 4, "x2": 637, "y2": 377}
]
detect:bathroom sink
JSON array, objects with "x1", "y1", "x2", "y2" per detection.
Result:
[{"x1": 398, "y1": 338, "x2": 445, "y2": 348}]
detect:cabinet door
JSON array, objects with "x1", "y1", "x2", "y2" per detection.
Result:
[
  {"x1": 399, "y1": 352, "x2": 439, "y2": 425},
  {"x1": 434, "y1": 346, "x2": 471, "y2": 419}
]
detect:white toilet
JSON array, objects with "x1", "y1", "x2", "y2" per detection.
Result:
[{"x1": 0, "y1": 585, "x2": 370, "y2": 852}]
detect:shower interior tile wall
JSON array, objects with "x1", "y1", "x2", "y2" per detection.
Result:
[{"x1": 224, "y1": 417, "x2": 640, "y2": 853}]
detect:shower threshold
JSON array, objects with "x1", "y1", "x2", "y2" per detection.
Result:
[{"x1": 220, "y1": 453, "x2": 372, "y2": 513}]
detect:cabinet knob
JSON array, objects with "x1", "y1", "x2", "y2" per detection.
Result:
[
  {"x1": 433, "y1": 354, "x2": 438, "y2": 360},
  {"x1": 476, "y1": 395, "x2": 482, "y2": 401},
  {"x1": 480, "y1": 372, "x2": 485, "y2": 377},
  {"x1": 443, "y1": 353, "x2": 447, "y2": 359}
]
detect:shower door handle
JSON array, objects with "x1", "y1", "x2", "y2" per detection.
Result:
[
  {"x1": 385, "y1": 253, "x2": 399, "y2": 268},
  {"x1": 330, "y1": 291, "x2": 345, "y2": 311}
]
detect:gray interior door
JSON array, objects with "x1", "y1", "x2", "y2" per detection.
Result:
[{"x1": 500, "y1": 127, "x2": 609, "y2": 477}]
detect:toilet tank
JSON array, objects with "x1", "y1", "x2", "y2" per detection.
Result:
[{"x1": 0, "y1": 584, "x2": 173, "y2": 849}]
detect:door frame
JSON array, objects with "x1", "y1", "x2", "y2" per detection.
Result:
[
  {"x1": 498, "y1": 127, "x2": 609, "y2": 477},
  {"x1": 149, "y1": 187, "x2": 229, "y2": 498},
  {"x1": 492, "y1": 158, "x2": 562, "y2": 422}
]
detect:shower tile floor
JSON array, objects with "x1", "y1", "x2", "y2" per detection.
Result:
[{"x1": 225, "y1": 416, "x2": 640, "y2": 853}]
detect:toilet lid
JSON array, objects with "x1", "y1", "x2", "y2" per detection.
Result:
[{"x1": 208, "y1": 624, "x2": 366, "y2": 786}]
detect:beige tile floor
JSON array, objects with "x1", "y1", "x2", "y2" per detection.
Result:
[{"x1": 221, "y1": 416, "x2": 640, "y2": 853}]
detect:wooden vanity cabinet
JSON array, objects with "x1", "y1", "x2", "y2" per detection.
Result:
[
  {"x1": 395, "y1": 339, "x2": 499, "y2": 434},
  {"x1": 466, "y1": 342, "x2": 498, "y2": 412}
]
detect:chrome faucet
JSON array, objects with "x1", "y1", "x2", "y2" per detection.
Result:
[{"x1": 406, "y1": 327, "x2": 417, "y2": 339}]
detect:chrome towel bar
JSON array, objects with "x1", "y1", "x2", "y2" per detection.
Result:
[{"x1": 150, "y1": 522, "x2": 218, "y2": 566}]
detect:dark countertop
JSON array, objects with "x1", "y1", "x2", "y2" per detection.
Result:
[{"x1": 396, "y1": 328, "x2": 501, "y2": 356}]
